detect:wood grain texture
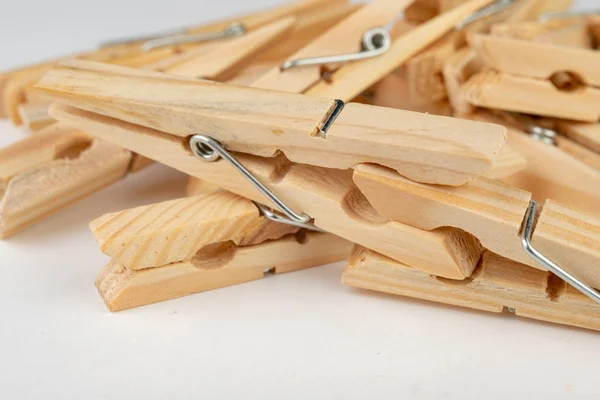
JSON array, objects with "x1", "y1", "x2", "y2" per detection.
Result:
[
  {"x1": 36, "y1": 60, "x2": 507, "y2": 186},
  {"x1": 251, "y1": 0, "x2": 413, "y2": 94},
  {"x1": 0, "y1": 123, "x2": 90, "y2": 190},
  {"x1": 491, "y1": 19, "x2": 582, "y2": 40},
  {"x1": 354, "y1": 164, "x2": 532, "y2": 264},
  {"x1": 343, "y1": 247, "x2": 600, "y2": 332},
  {"x1": 0, "y1": 139, "x2": 130, "y2": 239},
  {"x1": 90, "y1": 191, "x2": 299, "y2": 270},
  {"x1": 462, "y1": 71, "x2": 600, "y2": 122},
  {"x1": 50, "y1": 104, "x2": 483, "y2": 280},
  {"x1": 470, "y1": 34, "x2": 600, "y2": 87},
  {"x1": 403, "y1": 0, "x2": 520, "y2": 105},
  {"x1": 97, "y1": 231, "x2": 353, "y2": 311},
  {"x1": 0, "y1": 16, "x2": 293, "y2": 237},
  {"x1": 353, "y1": 164, "x2": 600, "y2": 288},
  {"x1": 533, "y1": 200, "x2": 600, "y2": 289},
  {"x1": 305, "y1": 0, "x2": 499, "y2": 101}
]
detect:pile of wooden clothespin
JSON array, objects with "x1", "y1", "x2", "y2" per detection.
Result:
[{"x1": 2, "y1": 0, "x2": 600, "y2": 332}]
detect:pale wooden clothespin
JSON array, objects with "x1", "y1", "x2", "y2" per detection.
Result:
[
  {"x1": 92, "y1": 190, "x2": 352, "y2": 311},
  {"x1": 0, "y1": 0, "x2": 337, "y2": 125},
  {"x1": 34, "y1": 0, "x2": 546, "y2": 310},
  {"x1": 463, "y1": 31, "x2": 600, "y2": 122},
  {"x1": 343, "y1": 246, "x2": 600, "y2": 332},
  {"x1": 0, "y1": 14, "x2": 304, "y2": 238}
]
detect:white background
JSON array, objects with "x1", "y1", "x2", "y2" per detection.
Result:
[{"x1": 1, "y1": 1, "x2": 599, "y2": 399}]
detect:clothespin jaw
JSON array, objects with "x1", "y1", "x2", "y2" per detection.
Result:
[
  {"x1": 48, "y1": 102, "x2": 486, "y2": 281},
  {"x1": 352, "y1": 160, "x2": 600, "y2": 302},
  {"x1": 0, "y1": 124, "x2": 131, "y2": 239},
  {"x1": 344, "y1": 247, "x2": 600, "y2": 332},
  {"x1": 91, "y1": 190, "x2": 353, "y2": 311},
  {"x1": 462, "y1": 29, "x2": 600, "y2": 122},
  {"x1": 36, "y1": 59, "x2": 507, "y2": 187}
]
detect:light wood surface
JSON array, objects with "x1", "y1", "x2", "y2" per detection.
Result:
[
  {"x1": 17, "y1": 102, "x2": 53, "y2": 132},
  {"x1": 165, "y1": 17, "x2": 296, "y2": 81},
  {"x1": 306, "y1": 0, "x2": 499, "y2": 102},
  {"x1": 554, "y1": 135, "x2": 600, "y2": 172},
  {"x1": 442, "y1": 47, "x2": 478, "y2": 115},
  {"x1": 462, "y1": 70, "x2": 600, "y2": 122},
  {"x1": 186, "y1": 177, "x2": 221, "y2": 196},
  {"x1": 404, "y1": 0, "x2": 522, "y2": 105},
  {"x1": 470, "y1": 112, "x2": 600, "y2": 216},
  {"x1": 353, "y1": 164, "x2": 600, "y2": 288},
  {"x1": 0, "y1": 16, "x2": 298, "y2": 238},
  {"x1": 486, "y1": 145, "x2": 527, "y2": 179},
  {"x1": 343, "y1": 247, "x2": 600, "y2": 332},
  {"x1": 36, "y1": 59, "x2": 507, "y2": 186},
  {"x1": 533, "y1": 23, "x2": 595, "y2": 48},
  {"x1": 230, "y1": 2, "x2": 362, "y2": 81},
  {"x1": 0, "y1": 0, "x2": 337, "y2": 123},
  {"x1": 405, "y1": 0, "x2": 466, "y2": 23},
  {"x1": 556, "y1": 121, "x2": 600, "y2": 154},
  {"x1": 0, "y1": 123, "x2": 89, "y2": 190},
  {"x1": 371, "y1": 70, "x2": 452, "y2": 116},
  {"x1": 90, "y1": 191, "x2": 299, "y2": 270},
  {"x1": 50, "y1": 104, "x2": 484, "y2": 280},
  {"x1": 533, "y1": 200, "x2": 600, "y2": 289},
  {"x1": 0, "y1": 139, "x2": 130, "y2": 239},
  {"x1": 251, "y1": 0, "x2": 413, "y2": 94},
  {"x1": 97, "y1": 231, "x2": 353, "y2": 311},
  {"x1": 470, "y1": 34, "x2": 600, "y2": 87}
]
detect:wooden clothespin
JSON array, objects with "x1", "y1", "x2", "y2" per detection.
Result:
[
  {"x1": 343, "y1": 246, "x2": 600, "y2": 332},
  {"x1": 352, "y1": 162, "x2": 600, "y2": 302},
  {"x1": 439, "y1": 32, "x2": 600, "y2": 214},
  {"x1": 46, "y1": 102, "x2": 487, "y2": 281},
  {"x1": 0, "y1": 13, "x2": 305, "y2": 238},
  {"x1": 463, "y1": 30, "x2": 600, "y2": 122},
  {"x1": 403, "y1": 0, "x2": 525, "y2": 107},
  {"x1": 36, "y1": 0, "x2": 539, "y2": 293},
  {"x1": 93, "y1": 189, "x2": 352, "y2": 311},
  {"x1": 36, "y1": 60, "x2": 506, "y2": 186},
  {"x1": 0, "y1": 0, "x2": 339, "y2": 126}
]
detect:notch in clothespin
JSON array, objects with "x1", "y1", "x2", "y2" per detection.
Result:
[
  {"x1": 36, "y1": 60, "x2": 507, "y2": 187},
  {"x1": 47, "y1": 101, "x2": 487, "y2": 281},
  {"x1": 343, "y1": 247, "x2": 600, "y2": 332},
  {"x1": 0, "y1": 0, "x2": 341, "y2": 125},
  {"x1": 0, "y1": 14, "x2": 302, "y2": 239},
  {"x1": 402, "y1": 0, "x2": 521, "y2": 106},
  {"x1": 36, "y1": 1, "x2": 519, "y2": 282},
  {"x1": 461, "y1": 112, "x2": 600, "y2": 217},
  {"x1": 352, "y1": 153, "x2": 600, "y2": 303},
  {"x1": 462, "y1": 30, "x2": 600, "y2": 122},
  {"x1": 91, "y1": 190, "x2": 352, "y2": 310}
]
